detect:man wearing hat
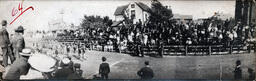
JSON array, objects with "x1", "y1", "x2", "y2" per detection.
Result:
[
  {"x1": 99, "y1": 57, "x2": 110, "y2": 79},
  {"x1": 11, "y1": 26, "x2": 25, "y2": 59},
  {"x1": 4, "y1": 48, "x2": 31, "y2": 80},
  {"x1": 137, "y1": 61, "x2": 154, "y2": 79},
  {"x1": 0, "y1": 20, "x2": 15, "y2": 67},
  {"x1": 54, "y1": 57, "x2": 82, "y2": 79}
]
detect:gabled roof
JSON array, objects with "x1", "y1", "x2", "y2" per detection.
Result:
[
  {"x1": 135, "y1": 2, "x2": 151, "y2": 12},
  {"x1": 114, "y1": 5, "x2": 129, "y2": 16},
  {"x1": 114, "y1": 2, "x2": 151, "y2": 16}
]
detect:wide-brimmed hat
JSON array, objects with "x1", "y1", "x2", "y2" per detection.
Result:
[
  {"x1": 28, "y1": 54, "x2": 57, "y2": 72},
  {"x1": 19, "y1": 48, "x2": 32, "y2": 56},
  {"x1": 62, "y1": 57, "x2": 70, "y2": 65},
  {"x1": 15, "y1": 26, "x2": 25, "y2": 32}
]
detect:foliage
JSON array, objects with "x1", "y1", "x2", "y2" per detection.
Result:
[
  {"x1": 149, "y1": 0, "x2": 173, "y2": 24},
  {"x1": 81, "y1": 15, "x2": 113, "y2": 30}
]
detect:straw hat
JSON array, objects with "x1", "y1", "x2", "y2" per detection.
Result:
[
  {"x1": 28, "y1": 54, "x2": 57, "y2": 72},
  {"x1": 61, "y1": 57, "x2": 70, "y2": 65},
  {"x1": 19, "y1": 48, "x2": 32, "y2": 56}
]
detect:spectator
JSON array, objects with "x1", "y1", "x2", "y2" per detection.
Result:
[
  {"x1": 234, "y1": 60, "x2": 242, "y2": 79},
  {"x1": 137, "y1": 61, "x2": 154, "y2": 79},
  {"x1": 54, "y1": 57, "x2": 82, "y2": 79},
  {"x1": 0, "y1": 20, "x2": 15, "y2": 67},
  {"x1": 99, "y1": 57, "x2": 110, "y2": 79},
  {"x1": 4, "y1": 48, "x2": 32, "y2": 80}
]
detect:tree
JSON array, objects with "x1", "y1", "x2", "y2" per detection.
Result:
[
  {"x1": 149, "y1": 0, "x2": 173, "y2": 25},
  {"x1": 81, "y1": 15, "x2": 112, "y2": 29},
  {"x1": 103, "y1": 16, "x2": 113, "y2": 27}
]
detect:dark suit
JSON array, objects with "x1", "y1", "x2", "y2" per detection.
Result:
[
  {"x1": 0, "y1": 28, "x2": 14, "y2": 67},
  {"x1": 0, "y1": 28, "x2": 10, "y2": 48},
  {"x1": 4, "y1": 57, "x2": 30, "y2": 80},
  {"x1": 54, "y1": 67, "x2": 73, "y2": 79},
  {"x1": 99, "y1": 62, "x2": 110, "y2": 79},
  {"x1": 11, "y1": 33, "x2": 25, "y2": 59},
  {"x1": 234, "y1": 66, "x2": 242, "y2": 79},
  {"x1": 137, "y1": 66, "x2": 154, "y2": 79},
  {"x1": 54, "y1": 66, "x2": 82, "y2": 79}
]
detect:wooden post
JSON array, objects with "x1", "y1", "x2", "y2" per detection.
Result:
[
  {"x1": 248, "y1": 44, "x2": 251, "y2": 53},
  {"x1": 254, "y1": 43, "x2": 256, "y2": 52},
  {"x1": 185, "y1": 46, "x2": 188, "y2": 56},
  {"x1": 161, "y1": 45, "x2": 163, "y2": 57},
  {"x1": 209, "y1": 46, "x2": 211, "y2": 56},
  {"x1": 229, "y1": 45, "x2": 233, "y2": 54},
  {"x1": 175, "y1": 46, "x2": 177, "y2": 55}
]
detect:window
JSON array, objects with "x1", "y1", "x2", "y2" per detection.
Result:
[
  {"x1": 131, "y1": 10, "x2": 135, "y2": 19},
  {"x1": 131, "y1": 4, "x2": 135, "y2": 8}
]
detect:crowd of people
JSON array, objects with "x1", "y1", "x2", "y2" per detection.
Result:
[
  {"x1": 0, "y1": 15, "x2": 255, "y2": 80},
  {"x1": 53, "y1": 17, "x2": 256, "y2": 56}
]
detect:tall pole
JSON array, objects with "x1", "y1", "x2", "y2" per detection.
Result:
[
  {"x1": 243, "y1": 0, "x2": 249, "y2": 25},
  {"x1": 249, "y1": 0, "x2": 253, "y2": 26},
  {"x1": 235, "y1": 0, "x2": 243, "y2": 22}
]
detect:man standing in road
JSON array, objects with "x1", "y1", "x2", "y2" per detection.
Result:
[
  {"x1": 99, "y1": 57, "x2": 110, "y2": 79},
  {"x1": 234, "y1": 60, "x2": 242, "y2": 80},
  {"x1": 137, "y1": 61, "x2": 154, "y2": 79},
  {"x1": 0, "y1": 20, "x2": 15, "y2": 67}
]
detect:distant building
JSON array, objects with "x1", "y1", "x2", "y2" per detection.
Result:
[{"x1": 114, "y1": 2, "x2": 151, "y2": 25}]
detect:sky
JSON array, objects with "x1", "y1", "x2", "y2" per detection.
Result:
[{"x1": 0, "y1": 0, "x2": 235, "y2": 32}]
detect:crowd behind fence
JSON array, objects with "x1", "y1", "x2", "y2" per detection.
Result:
[{"x1": 37, "y1": 18, "x2": 256, "y2": 56}]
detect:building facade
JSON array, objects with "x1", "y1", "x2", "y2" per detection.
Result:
[{"x1": 114, "y1": 2, "x2": 151, "y2": 25}]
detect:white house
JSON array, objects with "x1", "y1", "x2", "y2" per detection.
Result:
[{"x1": 114, "y1": 2, "x2": 151, "y2": 25}]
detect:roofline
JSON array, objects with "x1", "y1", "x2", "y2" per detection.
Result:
[{"x1": 134, "y1": 2, "x2": 152, "y2": 13}]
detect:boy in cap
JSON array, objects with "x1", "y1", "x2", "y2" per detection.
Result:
[
  {"x1": 4, "y1": 48, "x2": 32, "y2": 80},
  {"x1": 99, "y1": 57, "x2": 110, "y2": 79}
]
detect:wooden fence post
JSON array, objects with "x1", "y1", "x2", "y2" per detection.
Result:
[
  {"x1": 248, "y1": 44, "x2": 251, "y2": 53},
  {"x1": 185, "y1": 46, "x2": 188, "y2": 56},
  {"x1": 161, "y1": 45, "x2": 164, "y2": 56},
  {"x1": 229, "y1": 45, "x2": 233, "y2": 54},
  {"x1": 254, "y1": 43, "x2": 256, "y2": 52},
  {"x1": 208, "y1": 46, "x2": 211, "y2": 55}
]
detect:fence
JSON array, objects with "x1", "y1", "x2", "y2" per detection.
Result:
[
  {"x1": 90, "y1": 43, "x2": 256, "y2": 56},
  {"x1": 49, "y1": 37, "x2": 256, "y2": 56}
]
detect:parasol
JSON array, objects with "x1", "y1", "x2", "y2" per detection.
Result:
[{"x1": 28, "y1": 53, "x2": 57, "y2": 72}]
